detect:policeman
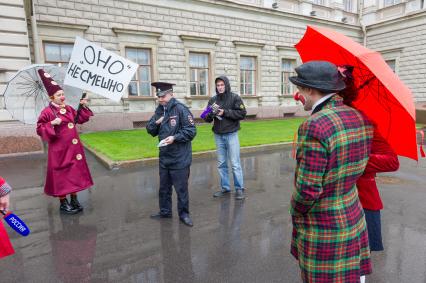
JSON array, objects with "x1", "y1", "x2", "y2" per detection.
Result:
[{"x1": 147, "y1": 82, "x2": 197, "y2": 227}]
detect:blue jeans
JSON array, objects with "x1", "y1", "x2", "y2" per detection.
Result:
[{"x1": 214, "y1": 131, "x2": 244, "y2": 191}]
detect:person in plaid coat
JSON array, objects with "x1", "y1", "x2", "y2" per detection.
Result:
[{"x1": 289, "y1": 61, "x2": 374, "y2": 283}]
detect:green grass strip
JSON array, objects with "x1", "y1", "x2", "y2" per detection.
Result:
[{"x1": 80, "y1": 118, "x2": 305, "y2": 161}]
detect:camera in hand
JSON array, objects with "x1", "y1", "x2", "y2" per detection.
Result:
[
  {"x1": 211, "y1": 103, "x2": 223, "y2": 120},
  {"x1": 200, "y1": 102, "x2": 223, "y2": 120}
]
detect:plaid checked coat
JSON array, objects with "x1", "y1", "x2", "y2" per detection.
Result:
[{"x1": 290, "y1": 95, "x2": 374, "y2": 283}]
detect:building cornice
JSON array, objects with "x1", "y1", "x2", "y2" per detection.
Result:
[
  {"x1": 179, "y1": 34, "x2": 220, "y2": 43},
  {"x1": 276, "y1": 45, "x2": 296, "y2": 50},
  {"x1": 376, "y1": 47, "x2": 404, "y2": 53},
  {"x1": 233, "y1": 40, "x2": 265, "y2": 48},
  {"x1": 37, "y1": 20, "x2": 89, "y2": 31},
  {"x1": 112, "y1": 27, "x2": 163, "y2": 38}
]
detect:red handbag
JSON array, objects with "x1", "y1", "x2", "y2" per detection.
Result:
[{"x1": 0, "y1": 221, "x2": 14, "y2": 259}]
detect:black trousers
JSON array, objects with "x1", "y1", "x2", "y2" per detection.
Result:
[{"x1": 159, "y1": 166, "x2": 190, "y2": 218}]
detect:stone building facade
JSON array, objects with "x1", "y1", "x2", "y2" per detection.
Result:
[
  {"x1": 366, "y1": 13, "x2": 426, "y2": 102},
  {"x1": 0, "y1": 0, "x2": 425, "y2": 140}
]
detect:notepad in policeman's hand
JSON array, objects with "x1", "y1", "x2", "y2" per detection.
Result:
[{"x1": 158, "y1": 139, "x2": 168, "y2": 147}]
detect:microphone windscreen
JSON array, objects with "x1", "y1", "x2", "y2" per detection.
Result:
[{"x1": 3, "y1": 212, "x2": 30, "y2": 237}]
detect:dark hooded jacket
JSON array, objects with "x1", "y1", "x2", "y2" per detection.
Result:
[{"x1": 203, "y1": 76, "x2": 247, "y2": 134}]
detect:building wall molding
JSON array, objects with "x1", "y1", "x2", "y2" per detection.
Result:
[
  {"x1": 179, "y1": 34, "x2": 220, "y2": 44},
  {"x1": 233, "y1": 40, "x2": 266, "y2": 48},
  {"x1": 37, "y1": 20, "x2": 89, "y2": 32},
  {"x1": 112, "y1": 27, "x2": 163, "y2": 39}
]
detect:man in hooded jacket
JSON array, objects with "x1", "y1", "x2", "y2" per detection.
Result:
[{"x1": 202, "y1": 76, "x2": 247, "y2": 200}]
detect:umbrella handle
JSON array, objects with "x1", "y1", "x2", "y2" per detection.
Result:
[{"x1": 357, "y1": 76, "x2": 375, "y2": 91}]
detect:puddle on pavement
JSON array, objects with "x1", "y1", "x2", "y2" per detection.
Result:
[{"x1": 376, "y1": 176, "x2": 406, "y2": 185}]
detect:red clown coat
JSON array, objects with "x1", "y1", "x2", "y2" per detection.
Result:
[
  {"x1": 0, "y1": 221, "x2": 14, "y2": 259},
  {"x1": 37, "y1": 103, "x2": 94, "y2": 197},
  {"x1": 356, "y1": 131, "x2": 400, "y2": 210}
]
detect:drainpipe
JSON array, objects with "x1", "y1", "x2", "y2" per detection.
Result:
[
  {"x1": 358, "y1": 0, "x2": 367, "y2": 46},
  {"x1": 30, "y1": 0, "x2": 41, "y2": 63}
]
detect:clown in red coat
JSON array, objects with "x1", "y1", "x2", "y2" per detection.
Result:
[
  {"x1": 338, "y1": 64, "x2": 400, "y2": 252},
  {"x1": 36, "y1": 69, "x2": 94, "y2": 214},
  {"x1": 356, "y1": 131, "x2": 399, "y2": 251}
]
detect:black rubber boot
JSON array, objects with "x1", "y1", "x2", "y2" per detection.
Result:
[
  {"x1": 70, "y1": 195, "x2": 83, "y2": 212},
  {"x1": 60, "y1": 198, "x2": 79, "y2": 215}
]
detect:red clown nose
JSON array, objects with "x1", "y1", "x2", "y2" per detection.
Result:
[{"x1": 293, "y1": 92, "x2": 306, "y2": 105}]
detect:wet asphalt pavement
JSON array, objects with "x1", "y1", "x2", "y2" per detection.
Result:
[{"x1": 0, "y1": 149, "x2": 425, "y2": 283}]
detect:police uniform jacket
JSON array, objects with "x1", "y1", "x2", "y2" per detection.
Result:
[{"x1": 147, "y1": 98, "x2": 196, "y2": 169}]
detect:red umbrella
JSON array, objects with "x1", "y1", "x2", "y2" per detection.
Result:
[{"x1": 295, "y1": 25, "x2": 419, "y2": 160}]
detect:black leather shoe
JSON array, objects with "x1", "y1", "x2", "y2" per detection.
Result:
[
  {"x1": 60, "y1": 199, "x2": 79, "y2": 215},
  {"x1": 150, "y1": 212, "x2": 172, "y2": 219},
  {"x1": 235, "y1": 189, "x2": 245, "y2": 200},
  {"x1": 70, "y1": 195, "x2": 83, "y2": 212},
  {"x1": 180, "y1": 216, "x2": 193, "y2": 227},
  {"x1": 213, "y1": 190, "x2": 231, "y2": 198}
]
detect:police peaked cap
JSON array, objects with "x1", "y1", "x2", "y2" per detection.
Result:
[{"x1": 151, "y1": 82, "x2": 176, "y2": 97}]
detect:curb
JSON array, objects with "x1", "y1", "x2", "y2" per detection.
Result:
[
  {"x1": 0, "y1": 150, "x2": 45, "y2": 160},
  {"x1": 84, "y1": 142, "x2": 294, "y2": 170}
]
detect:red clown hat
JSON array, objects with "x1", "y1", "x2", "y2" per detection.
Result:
[{"x1": 37, "y1": 69, "x2": 63, "y2": 97}]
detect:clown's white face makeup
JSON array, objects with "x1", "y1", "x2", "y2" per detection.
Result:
[{"x1": 50, "y1": 90, "x2": 65, "y2": 106}]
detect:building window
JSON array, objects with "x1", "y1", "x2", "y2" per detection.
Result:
[
  {"x1": 189, "y1": 52, "x2": 209, "y2": 96},
  {"x1": 384, "y1": 0, "x2": 401, "y2": 6},
  {"x1": 385, "y1": 59, "x2": 396, "y2": 73},
  {"x1": 126, "y1": 48, "x2": 153, "y2": 96},
  {"x1": 312, "y1": 0, "x2": 325, "y2": 5},
  {"x1": 240, "y1": 56, "x2": 256, "y2": 95},
  {"x1": 343, "y1": 0, "x2": 353, "y2": 12},
  {"x1": 281, "y1": 59, "x2": 296, "y2": 95},
  {"x1": 44, "y1": 42, "x2": 73, "y2": 67}
]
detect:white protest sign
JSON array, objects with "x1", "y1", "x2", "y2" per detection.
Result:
[{"x1": 64, "y1": 36, "x2": 138, "y2": 102}]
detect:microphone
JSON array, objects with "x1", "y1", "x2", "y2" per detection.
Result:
[
  {"x1": 200, "y1": 103, "x2": 223, "y2": 120},
  {"x1": 74, "y1": 92, "x2": 88, "y2": 124},
  {"x1": 200, "y1": 105, "x2": 213, "y2": 119},
  {"x1": 1, "y1": 210, "x2": 30, "y2": 237}
]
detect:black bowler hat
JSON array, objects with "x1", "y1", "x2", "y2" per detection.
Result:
[
  {"x1": 289, "y1": 61, "x2": 346, "y2": 94},
  {"x1": 151, "y1": 82, "x2": 175, "y2": 97}
]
